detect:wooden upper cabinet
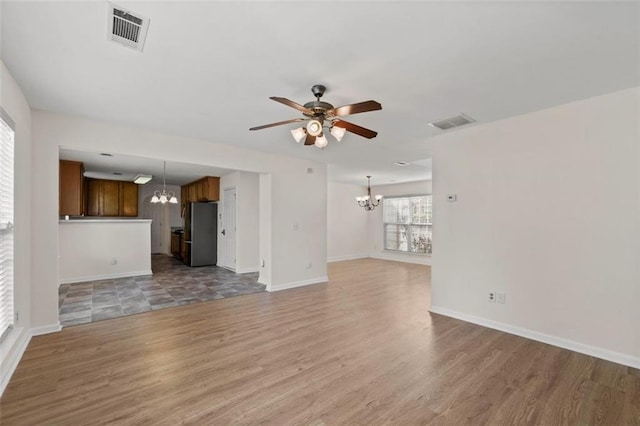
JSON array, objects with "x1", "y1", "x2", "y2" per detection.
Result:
[
  {"x1": 188, "y1": 183, "x2": 197, "y2": 203},
  {"x1": 180, "y1": 176, "x2": 220, "y2": 207},
  {"x1": 101, "y1": 180, "x2": 120, "y2": 216},
  {"x1": 119, "y1": 182, "x2": 138, "y2": 217},
  {"x1": 85, "y1": 178, "x2": 101, "y2": 216},
  {"x1": 59, "y1": 160, "x2": 85, "y2": 216},
  {"x1": 203, "y1": 177, "x2": 220, "y2": 201},
  {"x1": 85, "y1": 178, "x2": 138, "y2": 217}
]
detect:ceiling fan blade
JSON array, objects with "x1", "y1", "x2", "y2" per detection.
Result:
[
  {"x1": 304, "y1": 134, "x2": 316, "y2": 146},
  {"x1": 270, "y1": 97, "x2": 313, "y2": 114},
  {"x1": 329, "y1": 100, "x2": 382, "y2": 117},
  {"x1": 250, "y1": 118, "x2": 306, "y2": 131},
  {"x1": 334, "y1": 119, "x2": 378, "y2": 139}
]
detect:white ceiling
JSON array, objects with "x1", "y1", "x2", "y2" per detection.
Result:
[{"x1": 2, "y1": 2, "x2": 639, "y2": 185}]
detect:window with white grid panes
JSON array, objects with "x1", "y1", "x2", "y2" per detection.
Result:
[
  {"x1": 0, "y1": 109, "x2": 15, "y2": 342},
  {"x1": 383, "y1": 195, "x2": 432, "y2": 254}
]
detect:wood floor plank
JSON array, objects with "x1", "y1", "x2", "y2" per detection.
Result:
[{"x1": 1, "y1": 259, "x2": 638, "y2": 425}]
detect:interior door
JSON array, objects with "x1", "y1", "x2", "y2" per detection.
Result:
[{"x1": 222, "y1": 188, "x2": 236, "y2": 269}]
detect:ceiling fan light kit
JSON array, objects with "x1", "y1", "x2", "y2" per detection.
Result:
[{"x1": 250, "y1": 84, "x2": 382, "y2": 148}]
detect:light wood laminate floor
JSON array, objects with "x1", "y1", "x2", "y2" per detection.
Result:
[{"x1": 1, "y1": 259, "x2": 639, "y2": 425}]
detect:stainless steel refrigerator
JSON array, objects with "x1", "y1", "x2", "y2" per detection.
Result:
[{"x1": 184, "y1": 202, "x2": 217, "y2": 267}]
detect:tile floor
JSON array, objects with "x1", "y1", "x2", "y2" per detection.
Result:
[{"x1": 58, "y1": 255, "x2": 264, "y2": 327}]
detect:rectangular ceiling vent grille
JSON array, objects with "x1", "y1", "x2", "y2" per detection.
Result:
[
  {"x1": 107, "y1": 3, "x2": 150, "y2": 52},
  {"x1": 428, "y1": 114, "x2": 475, "y2": 130}
]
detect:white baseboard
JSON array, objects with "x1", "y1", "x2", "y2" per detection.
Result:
[
  {"x1": 429, "y1": 305, "x2": 640, "y2": 369},
  {"x1": 59, "y1": 270, "x2": 153, "y2": 285},
  {"x1": 0, "y1": 327, "x2": 31, "y2": 397},
  {"x1": 369, "y1": 252, "x2": 432, "y2": 266},
  {"x1": 327, "y1": 253, "x2": 369, "y2": 263},
  {"x1": 235, "y1": 267, "x2": 259, "y2": 274},
  {"x1": 268, "y1": 276, "x2": 329, "y2": 292},
  {"x1": 31, "y1": 323, "x2": 62, "y2": 336},
  {"x1": 217, "y1": 264, "x2": 235, "y2": 272}
]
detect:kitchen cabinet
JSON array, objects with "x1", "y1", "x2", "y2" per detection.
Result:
[
  {"x1": 101, "y1": 180, "x2": 120, "y2": 216},
  {"x1": 180, "y1": 176, "x2": 220, "y2": 216},
  {"x1": 86, "y1": 178, "x2": 138, "y2": 217},
  {"x1": 119, "y1": 182, "x2": 138, "y2": 216},
  {"x1": 59, "y1": 160, "x2": 85, "y2": 216}
]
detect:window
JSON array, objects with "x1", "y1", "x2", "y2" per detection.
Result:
[
  {"x1": 0, "y1": 109, "x2": 15, "y2": 342},
  {"x1": 383, "y1": 195, "x2": 432, "y2": 254}
]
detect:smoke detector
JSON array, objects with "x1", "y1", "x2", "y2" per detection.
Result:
[
  {"x1": 107, "y1": 3, "x2": 150, "y2": 52},
  {"x1": 428, "y1": 113, "x2": 475, "y2": 130}
]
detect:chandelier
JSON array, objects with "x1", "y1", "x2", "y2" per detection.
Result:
[
  {"x1": 151, "y1": 161, "x2": 178, "y2": 204},
  {"x1": 356, "y1": 176, "x2": 383, "y2": 211}
]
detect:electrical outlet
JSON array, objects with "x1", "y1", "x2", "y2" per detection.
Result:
[
  {"x1": 488, "y1": 292, "x2": 496, "y2": 302},
  {"x1": 496, "y1": 292, "x2": 506, "y2": 304}
]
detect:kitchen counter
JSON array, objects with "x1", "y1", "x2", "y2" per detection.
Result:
[
  {"x1": 59, "y1": 219, "x2": 152, "y2": 224},
  {"x1": 58, "y1": 220, "x2": 152, "y2": 284}
]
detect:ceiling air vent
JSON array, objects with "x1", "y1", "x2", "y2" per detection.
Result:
[
  {"x1": 428, "y1": 113, "x2": 475, "y2": 131},
  {"x1": 107, "y1": 3, "x2": 150, "y2": 52}
]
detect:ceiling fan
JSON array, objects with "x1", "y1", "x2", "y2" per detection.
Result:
[{"x1": 249, "y1": 84, "x2": 382, "y2": 148}]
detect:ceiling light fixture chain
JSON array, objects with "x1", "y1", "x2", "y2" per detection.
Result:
[
  {"x1": 356, "y1": 176, "x2": 383, "y2": 211},
  {"x1": 151, "y1": 161, "x2": 178, "y2": 204}
]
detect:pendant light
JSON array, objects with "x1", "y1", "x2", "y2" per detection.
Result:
[
  {"x1": 151, "y1": 161, "x2": 178, "y2": 204},
  {"x1": 356, "y1": 176, "x2": 383, "y2": 211}
]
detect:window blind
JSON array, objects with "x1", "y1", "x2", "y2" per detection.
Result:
[{"x1": 0, "y1": 109, "x2": 15, "y2": 342}]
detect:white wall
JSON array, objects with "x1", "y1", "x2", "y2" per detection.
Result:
[
  {"x1": 432, "y1": 87, "x2": 640, "y2": 367},
  {"x1": 58, "y1": 220, "x2": 152, "y2": 283},
  {"x1": 327, "y1": 181, "x2": 370, "y2": 262},
  {"x1": 218, "y1": 171, "x2": 260, "y2": 273},
  {"x1": 368, "y1": 180, "x2": 432, "y2": 265},
  {"x1": 31, "y1": 110, "x2": 328, "y2": 328},
  {"x1": 0, "y1": 61, "x2": 34, "y2": 394}
]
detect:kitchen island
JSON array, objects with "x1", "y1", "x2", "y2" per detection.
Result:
[{"x1": 58, "y1": 219, "x2": 152, "y2": 284}]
